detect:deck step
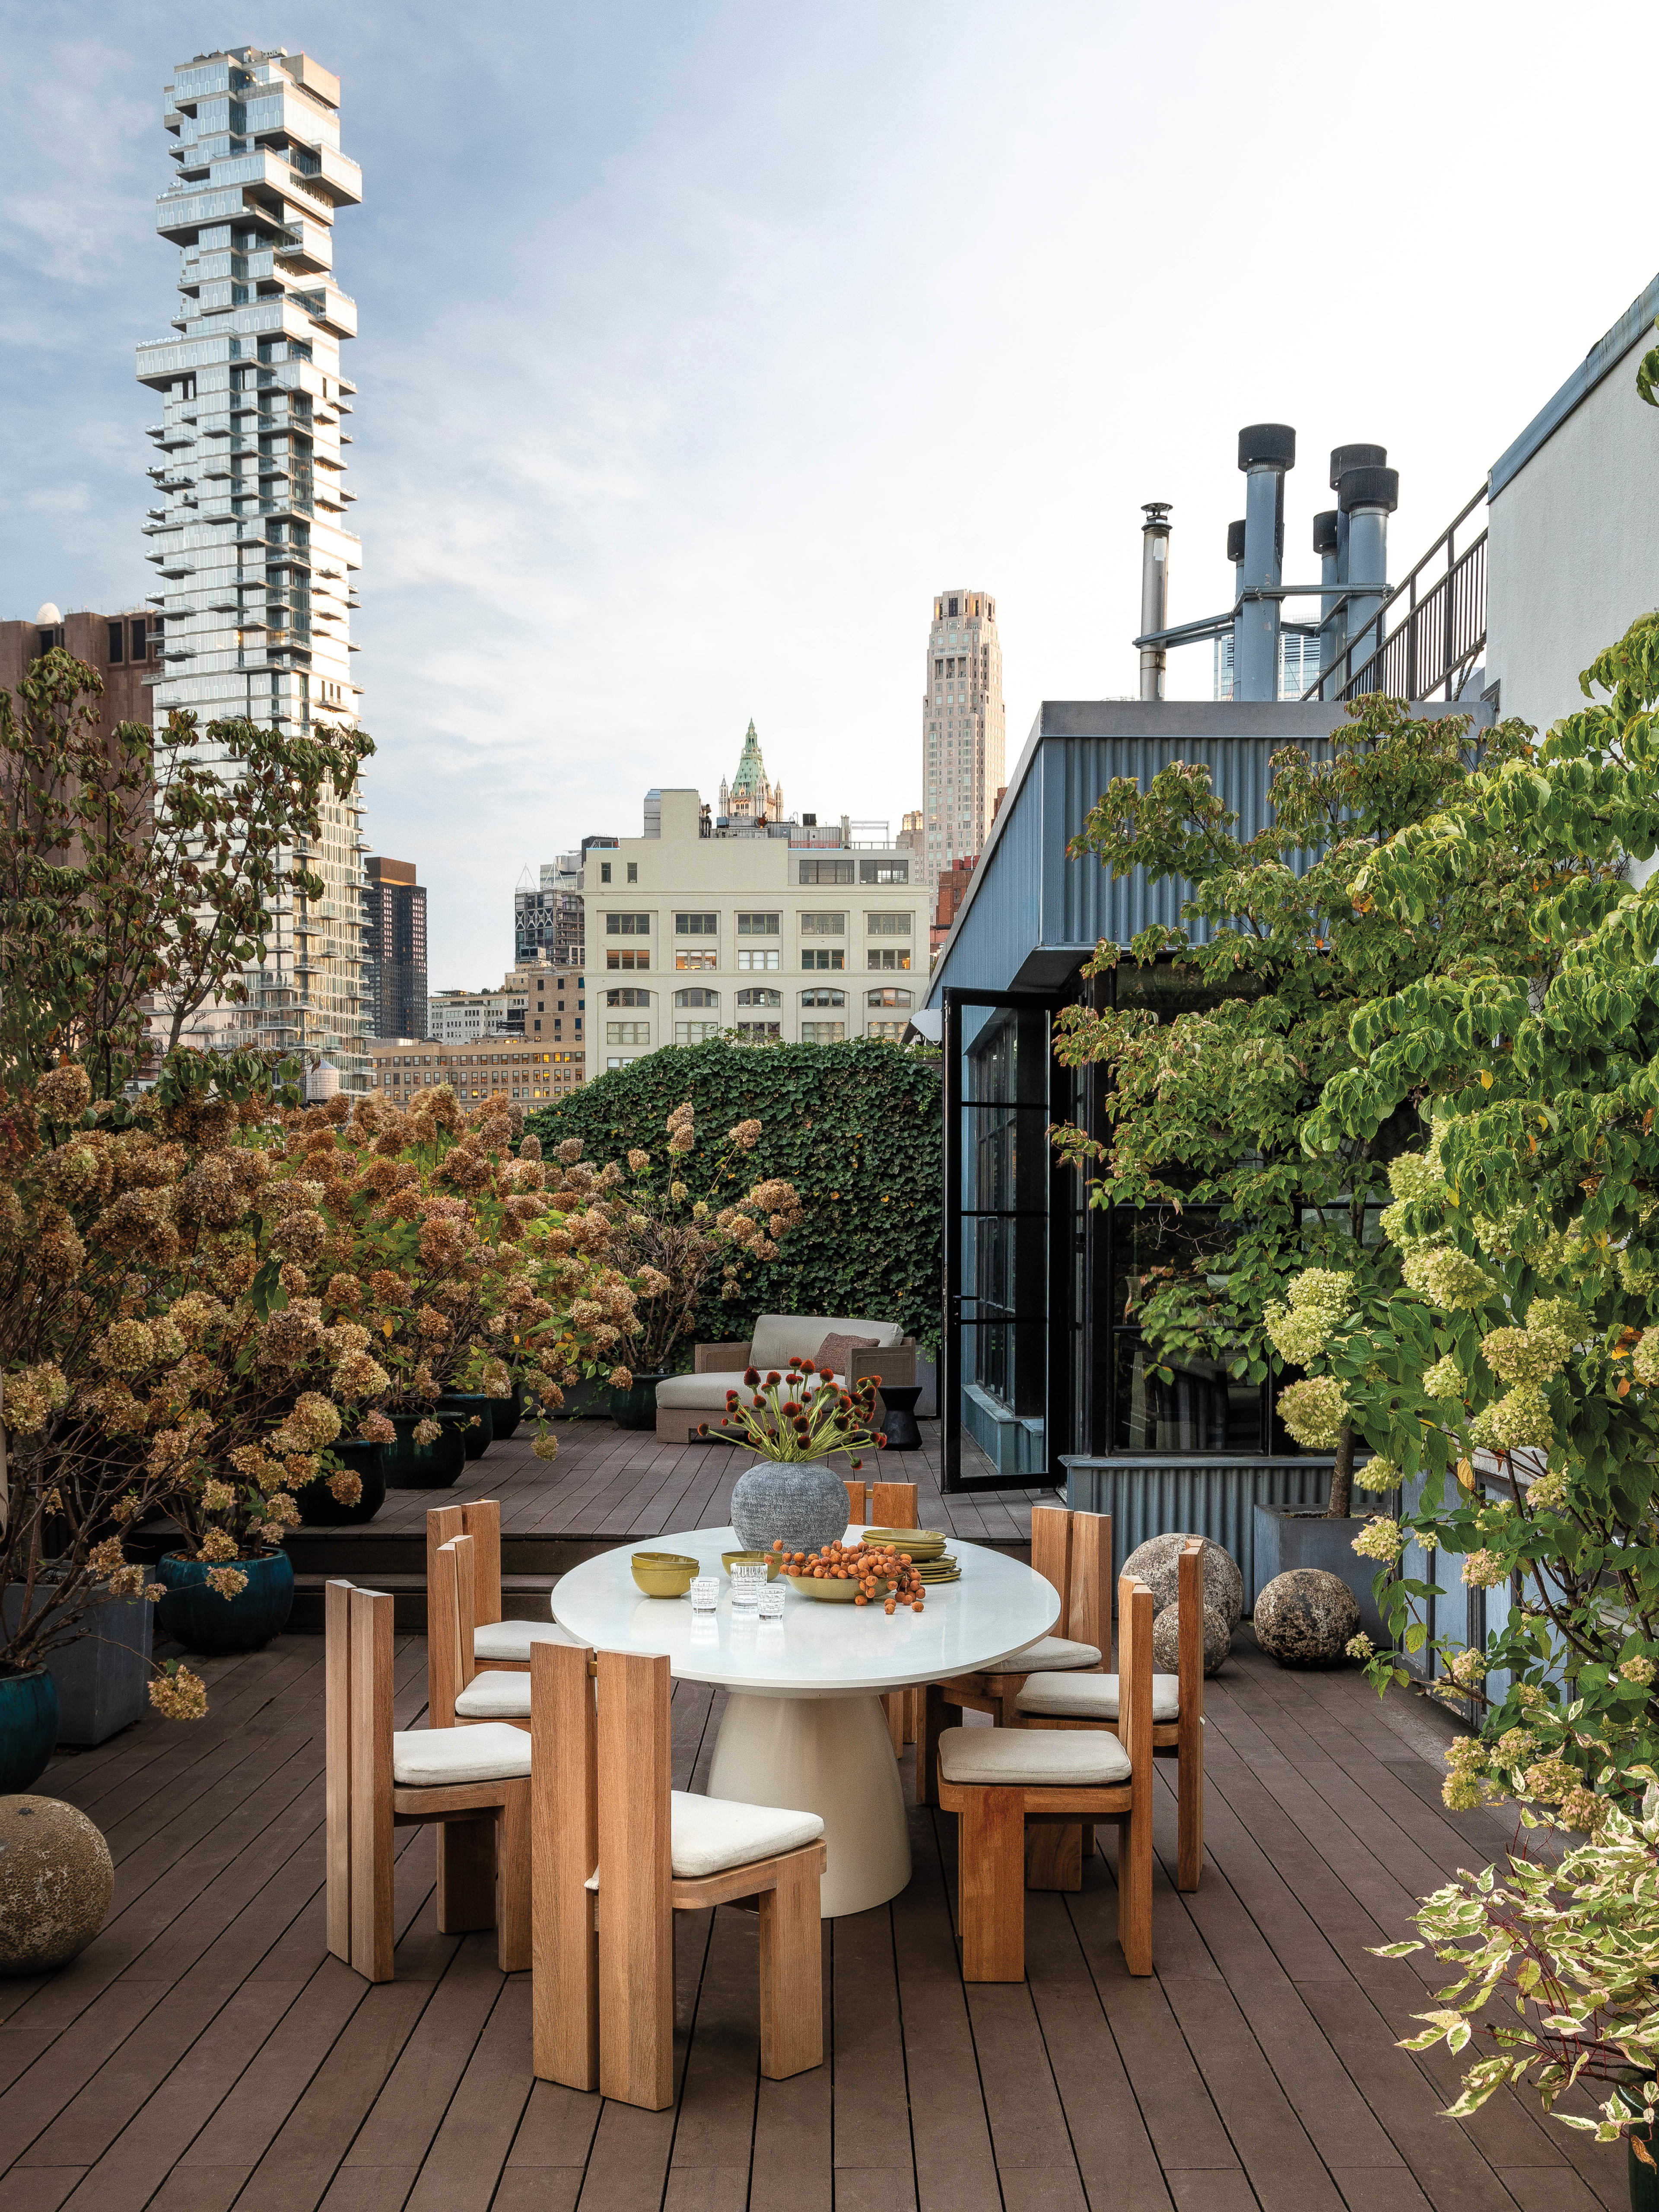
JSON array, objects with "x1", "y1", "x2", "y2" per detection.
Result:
[{"x1": 289, "y1": 1569, "x2": 560, "y2": 1635}]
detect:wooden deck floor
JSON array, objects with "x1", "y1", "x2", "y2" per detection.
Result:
[
  {"x1": 348, "y1": 1415, "x2": 1047, "y2": 1550},
  {"x1": 3, "y1": 1615, "x2": 1624, "y2": 2212}
]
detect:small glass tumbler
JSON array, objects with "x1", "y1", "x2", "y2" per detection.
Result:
[
  {"x1": 730, "y1": 1561, "x2": 767, "y2": 1613},
  {"x1": 757, "y1": 1580, "x2": 786, "y2": 1621},
  {"x1": 689, "y1": 1575, "x2": 720, "y2": 1613}
]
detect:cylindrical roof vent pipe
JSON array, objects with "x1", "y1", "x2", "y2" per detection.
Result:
[
  {"x1": 1328, "y1": 442, "x2": 1384, "y2": 617},
  {"x1": 1226, "y1": 520, "x2": 1245, "y2": 698},
  {"x1": 1236, "y1": 423, "x2": 1295, "y2": 701},
  {"x1": 1337, "y1": 464, "x2": 1398, "y2": 692},
  {"x1": 1313, "y1": 509, "x2": 1341, "y2": 681},
  {"x1": 1139, "y1": 502, "x2": 1172, "y2": 701}
]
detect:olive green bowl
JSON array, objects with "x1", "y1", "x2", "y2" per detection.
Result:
[
  {"x1": 720, "y1": 1549, "x2": 782, "y2": 1582},
  {"x1": 631, "y1": 1551, "x2": 700, "y2": 1598},
  {"x1": 785, "y1": 1572, "x2": 873, "y2": 1603}
]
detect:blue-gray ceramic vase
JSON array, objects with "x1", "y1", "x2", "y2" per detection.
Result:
[{"x1": 730, "y1": 1456, "x2": 853, "y2": 1558}]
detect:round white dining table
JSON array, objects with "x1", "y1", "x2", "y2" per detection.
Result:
[{"x1": 550, "y1": 1524, "x2": 1060, "y2": 1917}]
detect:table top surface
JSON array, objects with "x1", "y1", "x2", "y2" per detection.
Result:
[{"x1": 550, "y1": 1524, "x2": 1061, "y2": 1698}]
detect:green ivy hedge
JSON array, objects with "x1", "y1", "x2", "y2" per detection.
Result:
[{"x1": 527, "y1": 1038, "x2": 942, "y2": 1360}]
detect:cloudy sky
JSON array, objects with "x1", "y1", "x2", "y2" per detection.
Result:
[{"x1": 3, "y1": 0, "x2": 1656, "y2": 987}]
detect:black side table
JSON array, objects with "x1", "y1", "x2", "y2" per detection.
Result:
[{"x1": 875, "y1": 1384, "x2": 923, "y2": 1451}]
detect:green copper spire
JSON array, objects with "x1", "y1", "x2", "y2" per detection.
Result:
[{"x1": 731, "y1": 718, "x2": 768, "y2": 801}]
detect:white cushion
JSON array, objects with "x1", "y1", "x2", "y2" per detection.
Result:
[
  {"x1": 392, "y1": 1722, "x2": 531, "y2": 1787},
  {"x1": 1006, "y1": 1636, "x2": 1101, "y2": 1672},
  {"x1": 655, "y1": 1369, "x2": 832, "y2": 1411},
  {"x1": 937, "y1": 1725, "x2": 1131, "y2": 1788},
  {"x1": 454, "y1": 1672, "x2": 532, "y2": 1720},
  {"x1": 474, "y1": 1618, "x2": 584, "y2": 1662},
  {"x1": 1015, "y1": 1672, "x2": 1179, "y2": 1723},
  {"x1": 585, "y1": 1791, "x2": 825, "y2": 1888},
  {"x1": 669, "y1": 1790, "x2": 824, "y2": 1878},
  {"x1": 748, "y1": 1313, "x2": 903, "y2": 1368}
]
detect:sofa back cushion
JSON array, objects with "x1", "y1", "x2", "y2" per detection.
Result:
[{"x1": 748, "y1": 1313, "x2": 903, "y2": 1368}]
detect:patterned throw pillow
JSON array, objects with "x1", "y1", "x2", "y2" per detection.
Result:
[{"x1": 814, "y1": 1332, "x2": 880, "y2": 1385}]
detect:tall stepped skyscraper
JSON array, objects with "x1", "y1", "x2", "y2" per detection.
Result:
[
  {"x1": 135, "y1": 45, "x2": 369, "y2": 1086},
  {"x1": 921, "y1": 587, "x2": 1006, "y2": 880}
]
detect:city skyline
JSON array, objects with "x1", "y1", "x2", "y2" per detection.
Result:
[{"x1": 5, "y1": 0, "x2": 1659, "y2": 986}]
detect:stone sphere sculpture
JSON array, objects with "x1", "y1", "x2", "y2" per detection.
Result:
[
  {"x1": 1152, "y1": 1598, "x2": 1233, "y2": 1677},
  {"x1": 1254, "y1": 1570, "x2": 1360, "y2": 1668},
  {"x1": 1121, "y1": 1532, "x2": 1243, "y2": 1630},
  {"x1": 0, "y1": 1795, "x2": 114, "y2": 1975}
]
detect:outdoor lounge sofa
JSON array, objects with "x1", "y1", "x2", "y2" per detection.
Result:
[{"x1": 654, "y1": 1312, "x2": 917, "y2": 1442}]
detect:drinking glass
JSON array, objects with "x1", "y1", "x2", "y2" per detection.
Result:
[
  {"x1": 689, "y1": 1576, "x2": 720, "y2": 1612},
  {"x1": 730, "y1": 1561, "x2": 766, "y2": 1613},
  {"x1": 757, "y1": 1580, "x2": 786, "y2": 1621}
]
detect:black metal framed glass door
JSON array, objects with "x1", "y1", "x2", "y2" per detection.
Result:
[{"x1": 942, "y1": 988, "x2": 1068, "y2": 1492}]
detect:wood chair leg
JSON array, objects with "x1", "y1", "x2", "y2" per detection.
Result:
[
  {"x1": 958, "y1": 1786, "x2": 1025, "y2": 1982},
  {"x1": 757, "y1": 1853, "x2": 824, "y2": 2080},
  {"x1": 532, "y1": 1642, "x2": 598, "y2": 2090},
  {"x1": 436, "y1": 1816, "x2": 497, "y2": 1934},
  {"x1": 882, "y1": 1691, "x2": 904, "y2": 1757},
  {"x1": 1024, "y1": 1821, "x2": 1083, "y2": 1891},
  {"x1": 1080, "y1": 1823, "x2": 1096, "y2": 1863},
  {"x1": 1177, "y1": 1742, "x2": 1203, "y2": 1892},
  {"x1": 1118, "y1": 1803, "x2": 1153, "y2": 1976},
  {"x1": 905, "y1": 1687, "x2": 920, "y2": 1745},
  {"x1": 496, "y1": 1784, "x2": 532, "y2": 1974},
  {"x1": 918, "y1": 1683, "x2": 947, "y2": 1806}
]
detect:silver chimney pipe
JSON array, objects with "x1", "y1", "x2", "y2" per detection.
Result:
[
  {"x1": 1337, "y1": 461, "x2": 1399, "y2": 688},
  {"x1": 1138, "y1": 502, "x2": 1172, "y2": 700},
  {"x1": 1225, "y1": 520, "x2": 1245, "y2": 697},
  {"x1": 1327, "y1": 444, "x2": 1385, "y2": 681},
  {"x1": 1235, "y1": 424, "x2": 1295, "y2": 700},
  {"x1": 1313, "y1": 509, "x2": 1340, "y2": 677}
]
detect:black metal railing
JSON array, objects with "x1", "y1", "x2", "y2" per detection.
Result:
[{"x1": 1303, "y1": 485, "x2": 1487, "y2": 704}]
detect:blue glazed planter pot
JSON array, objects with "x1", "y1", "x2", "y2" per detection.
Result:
[
  {"x1": 0, "y1": 1668, "x2": 59, "y2": 1792},
  {"x1": 155, "y1": 1551, "x2": 294, "y2": 1656},
  {"x1": 382, "y1": 1413, "x2": 467, "y2": 1489},
  {"x1": 295, "y1": 1440, "x2": 386, "y2": 1528},
  {"x1": 437, "y1": 1395, "x2": 493, "y2": 1462},
  {"x1": 490, "y1": 1385, "x2": 524, "y2": 1442}
]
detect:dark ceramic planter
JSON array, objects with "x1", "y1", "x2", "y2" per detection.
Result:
[
  {"x1": 295, "y1": 1440, "x2": 386, "y2": 1528},
  {"x1": 381, "y1": 1412, "x2": 467, "y2": 1489},
  {"x1": 438, "y1": 1395, "x2": 493, "y2": 1461},
  {"x1": 0, "y1": 1668, "x2": 59, "y2": 1792},
  {"x1": 1252, "y1": 1503, "x2": 1386, "y2": 1640},
  {"x1": 155, "y1": 1551, "x2": 294, "y2": 1656},
  {"x1": 490, "y1": 1385, "x2": 525, "y2": 1442},
  {"x1": 730, "y1": 1456, "x2": 855, "y2": 1557},
  {"x1": 608, "y1": 1372, "x2": 666, "y2": 1431}
]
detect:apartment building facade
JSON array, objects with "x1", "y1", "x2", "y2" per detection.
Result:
[
  {"x1": 586, "y1": 787, "x2": 928, "y2": 1073},
  {"x1": 425, "y1": 957, "x2": 587, "y2": 1056},
  {"x1": 137, "y1": 45, "x2": 369, "y2": 1086},
  {"x1": 361, "y1": 856, "x2": 427, "y2": 1042},
  {"x1": 366, "y1": 1037, "x2": 583, "y2": 1107},
  {"x1": 0, "y1": 605, "x2": 166, "y2": 730}
]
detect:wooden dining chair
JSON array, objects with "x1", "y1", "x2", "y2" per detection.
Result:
[
  {"x1": 844, "y1": 1478, "x2": 867, "y2": 1524},
  {"x1": 427, "y1": 1501, "x2": 582, "y2": 1719},
  {"x1": 936, "y1": 1575, "x2": 1156, "y2": 1982},
  {"x1": 1013, "y1": 1536, "x2": 1205, "y2": 1890},
  {"x1": 325, "y1": 1578, "x2": 532, "y2": 1983},
  {"x1": 863, "y1": 1481, "x2": 921, "y2": 1753},
  {"x1": 430, "y1": 1535, "x2": 533, "y2": 1729},
  {"x1": 530, "y1": 1640, "x2": 827, "y2": 2109}
]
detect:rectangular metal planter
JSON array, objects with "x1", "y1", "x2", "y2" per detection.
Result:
[
  {"x1": 1059, "y1": 1455, "x2": 1335, "y2": 1605},
  {"x1": 1, "y1": 1580, "x2": 155, "y2": 1745},
  {"x1": 1252, "y1": 1503, "x2": 1386, "y2": 1641}
]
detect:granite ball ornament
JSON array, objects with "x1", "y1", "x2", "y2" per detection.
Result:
[
  {"x1": 1152, "y1": 1597, "x2": 1233, "y2": 1677},
  {"x1": 1121, "y1": 1532, "x2": 1244, "y2": 1630},
  {"x1": 1254, "y1": 1569, "x2": 1360, "y2": 1668},
  {"x1": 0, "y1": 1795, "x2": 114, "y2": 1975}
]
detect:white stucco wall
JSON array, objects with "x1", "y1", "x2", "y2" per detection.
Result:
[{"x1": 1485, "y1": 280, "x2": 1659, "y2": 734}]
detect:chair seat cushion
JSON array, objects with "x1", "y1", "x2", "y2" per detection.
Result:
[
  {"x1": 474, "y1": 1618, "x2": 584, "y2": 1662},
  {"x1": 655, "y1": 1370, "x2": 833, "y2": 1411},
  {"x1": 669, "y1": 1790, "x2": 824, "y2": 1878},
  {"x1": 392, "y1": 1722, "x2": 531, "y2": 1787},
  {"x1": 936, "y1": 1723, "x2": 1131, "y2": 1788},
  {"x1": 454, "y1": 1672, "x2": 532, "y2": 1720},
  {"x1": 748, "y1": 1312, "x2": 904, "y2": 1368},
  {"x1": 1004, "y1": 1635, "x2": 1101, "y2": 1672},
  {"x1": 1015, "y1": 1671, "x2": 1180, "y2": 1722}
]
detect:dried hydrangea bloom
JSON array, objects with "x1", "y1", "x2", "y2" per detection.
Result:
[
  {"x1": 4, "y1": 1360, "x2": 70, "y2": 1433},
  {"x1": 149, "y1": 1665, "x2": 209, "y2": 1721},
  {"x1": 203, "y1": 1478, "x2": 235, "y2": 1513},
  {"x1": 359, "y1": 1410, "x2": 397, "y2": 1444},
  {"x1": 533, "y1": 1432, "x2": 560, "y2": 1462},
  {"x1": 198, "y1": 1528, "x2": 238, "y2": 1562},
  {"x1": 206, "y1": 1567, "x2": 249, "y2": 1601},
  {"x1": 37, "y1": 1062, "x2": 93, "y2": 1121},
  {"x1": 327, "y1": 1468, "x2": 363, "y2": 1506},
  {"x1": 413, "y1": 1417, "x2": 441, "y2": 1446}
]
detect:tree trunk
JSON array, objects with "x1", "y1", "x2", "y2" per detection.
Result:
[{"x1": 1327, "y1": 1424, "x2": 1354, "y2": 1519}]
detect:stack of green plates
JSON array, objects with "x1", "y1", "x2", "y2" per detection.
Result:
[
  {"x1": 862, "y1": 1527, "x2": 947, "y2": 1560},
  {"x1": 915, "y1": 1554, "x2": 960, "y2": 1585}
]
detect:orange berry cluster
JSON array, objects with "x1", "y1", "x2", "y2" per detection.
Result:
[{"x1": 772, "y1": 1535, "x2": 925, "y2": 1614}]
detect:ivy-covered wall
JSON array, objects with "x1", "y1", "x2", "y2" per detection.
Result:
[{"x1": 528, "y1": 1038, "x2": 943, "y2": 1359}]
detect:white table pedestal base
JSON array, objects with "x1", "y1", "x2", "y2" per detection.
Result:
[{"x1": 707, "y1": 1688, "x2": 912, "y2": 1918}]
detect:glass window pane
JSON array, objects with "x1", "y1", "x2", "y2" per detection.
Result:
[{"x1": 1112, "y1": 1335, "x2": 1262, "y2": 1452}]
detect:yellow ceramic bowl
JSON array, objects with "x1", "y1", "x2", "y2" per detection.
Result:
[
  {"x1": 784, "y1": 1572, "x2": 865, "y2": 1603},
  {"x1": 630, "y1": 1551, "x2": 700, "y2": 1598},
  {"x1": 720, "y1": 1549, "x2": 782, "y2": 1582}
]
